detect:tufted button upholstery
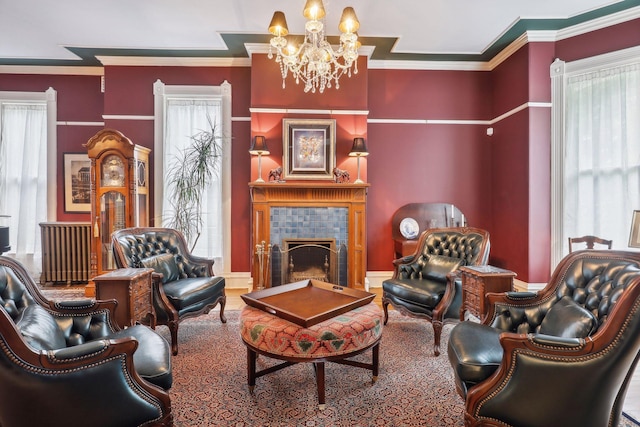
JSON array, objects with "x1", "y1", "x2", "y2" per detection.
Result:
[
  {"x1": 112, "y1": 227, "x2": 227, "y2": 355},
  {"x1": 382, "y1": 227, "x2": 490, "y2": 356}
]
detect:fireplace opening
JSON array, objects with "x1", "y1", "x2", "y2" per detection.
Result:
[{"x1": 270, "y1": 239, "x2": 347, "y2": 287}]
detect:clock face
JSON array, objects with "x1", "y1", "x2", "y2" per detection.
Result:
[{"x1": 101, "y1": 155, "x2": 125, "y2": 187}]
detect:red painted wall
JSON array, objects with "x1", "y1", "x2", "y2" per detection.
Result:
[
  {"x1": 367, "y1": 69, "x2": 493, "y2": 270},
  {"x1": 1, "y1": 20, "x2": 635, "y2": 279}
]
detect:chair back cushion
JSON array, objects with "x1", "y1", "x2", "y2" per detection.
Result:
[
  {"x1": 16, "y1": 304, "x2": 67, "y2": 350},
  {"x1": 538, "y1": 296, "x2": 597, "y2": 338},
  {"x1": 422, "y1": 255, "x2": 466, "y2": 281},
  {"x1": 141, "y1": 253, "x2": 181, "y2": 283}
]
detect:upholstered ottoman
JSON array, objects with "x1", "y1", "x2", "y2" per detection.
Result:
[{"x1": 239, "y1": 302, "x2": 383, "y2": 409}]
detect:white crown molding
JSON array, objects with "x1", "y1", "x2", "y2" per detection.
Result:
[
  {"x1": 557, "y1": 5, "x2": 640, "y2": 41},
  {"x1": 0, "y1": 65, "x2": 103, "y2": 75},
  {"x1": 96, "y1": 56, "x2": 251, "y2": 67}
]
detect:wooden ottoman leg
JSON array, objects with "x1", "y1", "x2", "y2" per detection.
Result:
[
  {"x1": 372, "y1": 342, "x2": 380, "y2": 383},
  {"x1": 314, "y1": 362, "x2": 326, "y2": 410},
  {"x1": 247, "y1": 347, "x2": 257, "y2": 393}
]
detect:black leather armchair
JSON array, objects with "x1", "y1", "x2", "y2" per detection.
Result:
[
  {"x1": 382, "y1": 227, "x2": 490, "y2": 356},
  {"x1": 0, "y1": 256, "x2": 172, "y2": 427},
  {"x1": 112, "y1": 227, "x2": 226, "y2": 355},
  {"x1": 447, "y1": 250, "x2": 640, "y2": 427}
]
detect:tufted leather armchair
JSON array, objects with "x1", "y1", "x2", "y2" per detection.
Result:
[
  {"x1": 382, "y1": 227, "x2": 490, "y2": 356},
  {"x1": 0, "y1": 256, "x2": 172, "y2": 427},
  {"x1": 112, "y1": 227, "x2": 226, "y2": 355},
  {"x1": 447, "y1": 250, "x2": 640, "y2": 427}
]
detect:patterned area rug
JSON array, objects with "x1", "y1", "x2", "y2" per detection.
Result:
[{"x1": 41, "y1": 288, "x2": 640, "y2": 427}]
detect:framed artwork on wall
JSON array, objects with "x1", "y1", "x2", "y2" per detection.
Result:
[
  {"x1": 629, "y1": 210, "x2": 640, "y2": 248},
  {"x1": 63, "y1": 153, "x2": 91, "y2": 213},
  {"x1": 283, "y1": 118, "x2": 336, "y2": 180}
]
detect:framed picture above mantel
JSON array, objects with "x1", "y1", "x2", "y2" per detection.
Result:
[{"x1": 282, "y1": 118, "x2": 336, "y2": 180}]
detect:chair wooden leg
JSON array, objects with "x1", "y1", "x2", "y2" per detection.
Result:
[
  {"x1": 219, "y1": 295, "x2": 227, "y2": 323},
  {"x1": 168, "y1": 320, "x2": 179, "y2": 356},
  {"x1": 432, "y1": 320, "x2": 442, "y2": 357},
  {"x1": 382, "y1": 300, "x2": 390, "y2": 325}
]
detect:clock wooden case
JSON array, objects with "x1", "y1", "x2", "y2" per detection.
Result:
[{"x1": 85, "y1": 129, "x2": 150, "y2": 279}]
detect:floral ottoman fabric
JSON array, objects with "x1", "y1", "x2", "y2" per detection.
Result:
[{"x1": 239, "y1": 303, "x2": 383, "y2": 359}]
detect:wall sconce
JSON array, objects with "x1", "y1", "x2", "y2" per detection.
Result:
[
  {"x1": 249, "y1": 136, "x2": 270, "y2": 183},
  {"x1": 348, "y1": 137, "x2": 369, "y2": 184}
]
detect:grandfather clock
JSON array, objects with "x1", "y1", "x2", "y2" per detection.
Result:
[{"x1": 85, "y1": 129, "x2": 150, "y2": 281}]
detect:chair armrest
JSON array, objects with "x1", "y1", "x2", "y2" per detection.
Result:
[{"x1": 49, "y1": 339, "x2": 113, "y2": 361}]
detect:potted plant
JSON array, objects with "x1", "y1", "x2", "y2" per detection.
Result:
[{"x1": 165, "y1": 117, "x2": 222, "y2": 251}]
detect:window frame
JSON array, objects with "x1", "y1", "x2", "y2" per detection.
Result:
[{"x1": 153, "y1": 80, "x2": 232, "y2": 274}]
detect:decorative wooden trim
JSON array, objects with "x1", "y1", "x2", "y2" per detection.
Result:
[{"x1": 249, "y1": 182, "x2": 369, "y2": 290}]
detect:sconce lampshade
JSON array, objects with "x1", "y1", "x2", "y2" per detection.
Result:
[
  {"x1": 249, "y1": 136, "x2": 270, "y2": 155},
  {"x1": 349, "y1": 137, "x2": 368, "y2": 157}
]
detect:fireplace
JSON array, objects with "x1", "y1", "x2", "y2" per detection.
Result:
[
  {"x1": 270, "y1": 238, "x2": 348, "y2": 287},
  {"x1": 250, "y1": 182, "x2": 368, "y2": 289}
]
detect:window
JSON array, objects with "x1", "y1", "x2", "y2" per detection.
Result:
[
  {"x1": 551, "y1": 47, "x2": 640, "y2": 267},
  {"x1": 153, "y1": 81, "x2": 231, "y2": 274},
  {"x1": 0, "y1": 89, "x2": 56, "y2": 273}
]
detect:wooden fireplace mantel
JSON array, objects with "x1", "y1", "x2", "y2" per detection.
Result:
[{"x1": 249, "y1": 182, "x2": 369, "y2": 290}]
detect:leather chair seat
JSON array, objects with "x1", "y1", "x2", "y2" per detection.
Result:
[
  {"x1": 382, "y1": 278, "x2": 445, "y2": 309},
  {"x1": 163, "y1": 276, "x2": 225, "y2": 311},
  {"x1": 447, "y1": 321, "x2": 503, "y2": 389},
  {"x1": 107, "y1": 325, "x2": 173, "y2": 390}
]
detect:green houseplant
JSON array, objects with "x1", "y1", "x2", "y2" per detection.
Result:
[{"x1": 165, "y1": 117, "x2": 222, "y2": 251}]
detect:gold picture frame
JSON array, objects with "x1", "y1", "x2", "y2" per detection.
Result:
[
  {"x1": 63, "y1": 153, "x2": 91, "y2": 213},
  {"x1": 283, "y1": 118, "x2": 336, "y2": 180},
  {"x1": 629, "y1": 210, "x2": 640, "y2": 248}
]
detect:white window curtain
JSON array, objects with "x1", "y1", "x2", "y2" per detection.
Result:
[
  {"x1": 0, "y1": 103, "x2": 48, "y2": 264},
  {"x1": 562, "y1": 62, "x2": 640, "y2": 252},
  {"x1": 162, "y1": 99, "x2": 224, "y2": 269}
]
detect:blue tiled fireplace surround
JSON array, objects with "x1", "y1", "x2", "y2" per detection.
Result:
[{"x1": 270, "y1": 206, "x2": 348, "y2": 286}]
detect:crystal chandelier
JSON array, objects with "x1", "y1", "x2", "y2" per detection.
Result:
[{"x1": 267, "y1": 0, "x2": 360, "y2": 94}]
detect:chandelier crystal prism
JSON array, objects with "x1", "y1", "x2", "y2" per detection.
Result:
[{"x1": 267, "y1": 0, "x2": 360, "y2": 94}]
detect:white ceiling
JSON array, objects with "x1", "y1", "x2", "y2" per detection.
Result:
[{"x1": 1, "y1": 0, "x2": 638, "y2": 67}]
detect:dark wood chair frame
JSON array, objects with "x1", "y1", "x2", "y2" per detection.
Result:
[
  {"x1": 568, "y1": 235, "x2": 612, "y2": 252},
  {"x1": 383, "y1": 227, "x2": 490, "y2": 356},
  {"x1": 112, "y1": 227, "x2": 226, "y2": 355}
]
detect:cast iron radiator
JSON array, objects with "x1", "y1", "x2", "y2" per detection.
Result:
[{"x1": 39, "y1": 222, "x2": 91, "y2": 285}]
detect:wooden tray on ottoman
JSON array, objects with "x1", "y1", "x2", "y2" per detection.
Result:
[{"x1": 241, "y1": 279, "x2": 375, "y2": 327}]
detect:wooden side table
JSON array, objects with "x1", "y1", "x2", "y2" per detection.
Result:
[
  {"x1": 94, "y1": 268, "x2": 155, "y2": 329},
  {"x1": 459, "y1": 265, "x2": 516, "y2": 321}
]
